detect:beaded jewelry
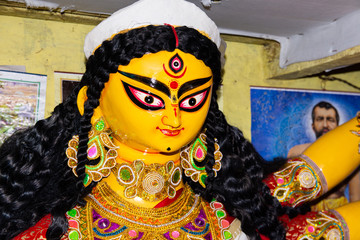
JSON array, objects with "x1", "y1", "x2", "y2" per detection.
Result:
[
  {"x1": 181, "y1": 131, "x2": 223, "y2": 188},
  {"x1": 283, "y1": 210, "x2": 348, "y2": 240},
  {"x1": 113, "y1": 160, "x2": 182, "y2": 201},
  {"x1": 65, "y1": 183, "x2": 226, "y2": 239},
  {"x1": 210, "y1": 200, "x2": 233, "y2": 239},
  {"x1": 266, "y1": 156, "x2": 325, "y2": 207},
  {"x1": 66, "y1": 118, "x2": 118, "y2": 187}
]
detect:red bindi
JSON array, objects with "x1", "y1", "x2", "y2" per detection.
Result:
[{"x1": 170, "y1": 81, "x2": 178, "y2": 89}]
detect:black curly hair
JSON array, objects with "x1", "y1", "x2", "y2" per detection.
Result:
[{"x1": 0, "y1": 25, "x2": 290, "y2": 240}]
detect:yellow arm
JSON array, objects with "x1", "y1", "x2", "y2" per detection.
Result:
[
  {"x1": 303, "y1": 116, "x2": 360, "y2": 191},
  {"x1": 335, "y1": 201, "x2": 360, "y2": 239}
]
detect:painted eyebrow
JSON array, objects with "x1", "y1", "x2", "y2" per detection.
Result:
[
  {"x1": 118, "y1": 70, "x2": 170, "y2": 97},
  {"x1": 178, "y1": 76, "x2": 212, "y2": 98}
]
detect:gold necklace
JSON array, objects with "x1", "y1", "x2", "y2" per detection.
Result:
[
  {"x1": 111, "y1": 160, "x2": 182, "y2": 201},
  {"x1": 65, "y1": 182, "x2": 228, "y2": 239}
]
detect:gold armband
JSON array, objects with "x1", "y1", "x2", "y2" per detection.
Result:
[
  {"x1": 265, "y1": 156, "x2": 326, "y2": 207},
  {"x1": 281, "y1": 210, "x2": 349, "y2": 240}
]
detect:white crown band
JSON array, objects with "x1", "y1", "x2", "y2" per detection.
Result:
[{"x1": 84, "y1": 0, "x2": 221, "y2": 59}]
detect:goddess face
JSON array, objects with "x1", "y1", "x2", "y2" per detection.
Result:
[{"x1": 99, "y1": 50, "x2": 213, "y2": 153}]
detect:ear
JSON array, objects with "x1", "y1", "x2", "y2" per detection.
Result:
[
  {"x1": 77, "y1": 86, "x2": 106, "y2": 126},
  {"x1": 77, "y1": 86, "x2": 88, "y2": 116}
]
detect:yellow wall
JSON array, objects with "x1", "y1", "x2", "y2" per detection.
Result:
[
  {"x1": 0, "y1": 14, "x2": 94, "y2": 116},
  {"x1": 1, "y1": 14, "x2": 360, "y2": 140},
  {"x1": 223, "y1": 41, "x2": 360, "y2": 139}
]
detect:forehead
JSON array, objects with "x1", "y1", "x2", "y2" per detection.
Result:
[
  {"x1": 118, "y1": 50, "x2": 212, "y2": 86},
  {"x1": 314, "y1": 107, "x2": 336, "y2": 117}
]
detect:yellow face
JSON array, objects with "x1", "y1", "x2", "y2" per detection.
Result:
[{"x1": 99, "y1": 50, "x2": 213, "y2": 153}]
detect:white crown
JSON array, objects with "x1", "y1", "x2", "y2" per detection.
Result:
[{"x1": 84, "y1": 0, "x2": 221, "y2": 59}]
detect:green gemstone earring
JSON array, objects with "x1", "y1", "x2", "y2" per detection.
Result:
[
  {"x1": 180, "y1": 130, "x2": 223, "y2": 188},
  {"x1": 66, "y1": 117, "x2": 118, "y2": 187}
]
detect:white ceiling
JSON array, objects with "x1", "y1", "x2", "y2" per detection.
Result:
[{"x1": 7, "y1": 0, "x2": 360, "y2": 68}]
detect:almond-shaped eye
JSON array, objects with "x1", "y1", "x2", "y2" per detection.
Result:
[
  {"x1": 179, "y1": 87, "x2": 210, "y2": 112},
  {"x1": 122, "y1": 81, "x2": 165, "y2": 110}
]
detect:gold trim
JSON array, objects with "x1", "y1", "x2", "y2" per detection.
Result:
[
  {"x1": 69, "y1": 182, "x2": 224, "y2": 238},
  {"x1": 330, "y1": 209, "x2": 350, "y2": 240},
  {"x1": 300, "y1": 154, "x2": 328, "y2": 194},
  {"x1": 112, "y1": 160, "x2": 182, "y2": 201},
  {"x1": 87, "y1": 182, "x2": 199, "y2": 230}
]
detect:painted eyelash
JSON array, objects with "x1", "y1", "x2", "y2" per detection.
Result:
[
  {"x1": 179, "y1": 87, "x2": 211, "y2": 112},
  {"x1": 122, "y1": 81, "x2": 165, "y2": 111}
]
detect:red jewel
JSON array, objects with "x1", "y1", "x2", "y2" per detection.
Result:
[{"x1": 170, "y1": 81, "x2": 178, "y2": 89}]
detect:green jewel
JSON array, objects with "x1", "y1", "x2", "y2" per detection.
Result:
[
  {"x1": 223, "y1": 230, "x2": 232, "y2": 239},
  {"x1": 69, "y1": 230, "x2": 79, "y2": 240},
  {"x1": 173, "y1": 169, "x2": 180, "y2": 183},
  {"x1": 200, "y1": 174, "x2": 207, "y2": 185},
  {"x1": 67, "y1": 209, "x2": 77, "y2": 218},
  {"x1": 167, "y1": 161, "x2": 174, "y2": 172},
  {"x1": 216, "y1": 210, "x2": 226, "y2": 218},
  {"x1": 120, "y1": 168, "x2": 131, "y2": 181},
  {"x1": 83, "y1": 174, "x2": 90, "y2": 185},
  {"x1": 95, "y1": 120, "x2": 105, "y2": 131}
]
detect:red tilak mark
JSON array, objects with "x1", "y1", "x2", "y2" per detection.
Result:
[
  {"x1": 170, "y1": 81, "x2": 178, "y2": 89},
  {"x1": 163, "y1": 64, "x2": 187, "y2": 78},
  {"x1": 174, "y1": 108, "x2": 177, "y2": 117},
  {"x1": 164, "y1": 23, "x2": 179, "y2": 47}
]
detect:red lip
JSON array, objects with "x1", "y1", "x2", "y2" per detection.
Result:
[{"x1": 156, "y1": 127, "x2": 184, "y2": 136}]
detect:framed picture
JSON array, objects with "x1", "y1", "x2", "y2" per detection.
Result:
[
  {"x1": 54, "y1": 71, "x2": 83, "y2": 105},
  {"x1": 250, "y1": 86, "x2": 360, "y2": 161},
  {"x1": 0, "y1": 70, "x2": 47, "y2": 144}
]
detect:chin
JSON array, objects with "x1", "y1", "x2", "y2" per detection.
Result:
[{"x1": 158, "y1": 144, "x2": 184, "y2": 154}]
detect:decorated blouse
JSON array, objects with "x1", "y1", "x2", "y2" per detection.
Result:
[
  {"x1": 15, "y1": 156, "x2": 349, "y2": 240},
  {"x1": 15, "y1": 183, "x2": 244, "y2": 240}
]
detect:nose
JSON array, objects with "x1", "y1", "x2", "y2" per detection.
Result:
[
  {"x1": 323, "y1": 120, "x2": 328, "y2": 127},
  {"x1": 162, "y1": 106, "x2": 181, "y2": 128}
]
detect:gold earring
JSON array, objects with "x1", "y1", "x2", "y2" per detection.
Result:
[
  {"x1": 67, "y1": 117, "x2": 118, "y2": 187},
  {"x1": 180, "y1": 131, "x2": 222, "y2": 188}
]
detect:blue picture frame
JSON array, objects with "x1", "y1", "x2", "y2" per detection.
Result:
[{"x1": 250, "y1": 87, "x2": 360, "y2": 161}]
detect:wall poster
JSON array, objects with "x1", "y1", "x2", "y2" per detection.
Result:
[
  {"x1": 0, "y1": 70, "x2": 47, "y2": 144},
  {"x1": 250, "y1": 86, "x2": 360, "y2": 161}
]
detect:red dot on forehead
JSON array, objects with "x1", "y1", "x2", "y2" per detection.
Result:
[{"x1": 170, "y1": 81, "x2": 178, "y2": 89}]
